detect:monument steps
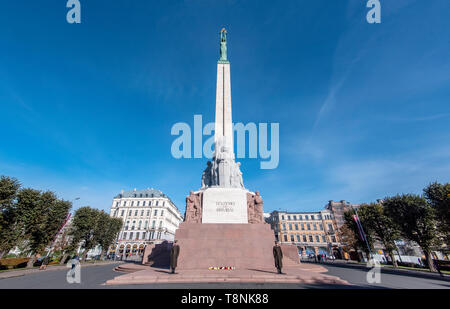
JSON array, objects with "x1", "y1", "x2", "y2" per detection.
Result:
[{"x1": 105, "y1": 266, "x2": 349, "y2": 286}]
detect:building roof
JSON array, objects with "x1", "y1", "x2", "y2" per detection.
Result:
[
  {"x1": 113, "y1": 188, "x2": 183, "y2": 217},
  {"x1": 114, "y1": 188, "x2": 166, "y2": 199}
]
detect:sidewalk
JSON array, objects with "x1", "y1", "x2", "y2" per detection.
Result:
[
  {"x1": 0, "y1": 261, "x2": 122, "y2": 279},
  {"x1": 303, "y1": 259, "x2": 450, "y2": 281}
]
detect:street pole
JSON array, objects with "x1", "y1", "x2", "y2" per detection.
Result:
[
  {"x1": 46, "y1": 197, "x2": 80, "y2": 258},
  {"x1": 352, "y1": 206, "x2": 373, "y2": 261}
]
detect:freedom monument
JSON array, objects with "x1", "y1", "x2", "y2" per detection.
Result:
[
  {"x1": 175, "y1": 28, "x2": 282, "y2": 270},
  {"x1": 106, "y1": 30, "x2": 348, "y2": 285}
]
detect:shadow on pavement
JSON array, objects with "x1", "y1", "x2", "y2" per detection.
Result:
[{"x1": 304, "y1": 261, "x2": 450, "y2": 282}]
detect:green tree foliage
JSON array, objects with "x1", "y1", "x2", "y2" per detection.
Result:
[
  {"x1": 343, "y1": 209, "x2": 374, "y2": 260},
  {"x1": 70, "y1": 206, "x2": 100, "y2": 262},
  {"x1": 0, "y1": 176, "x2": 21, "y2": 258},
  {"x1": 358, "y1": 203, "x2": 401, "y2": 267},
  {"x1": 16, "y1": 189, "x2": 71, "y2": 267},
  {"x1": 94, "y1": 212, "x2": 122, "y2": 259},
  {"x1": 383, "y1": 194, "x2": 440, "y2": 272},
  {"x1": 70, "y1": 207, "x2": 122, "y2": 261},
  {"x1": 424, "y1": 182, "x2": 450, "y2": 248}
]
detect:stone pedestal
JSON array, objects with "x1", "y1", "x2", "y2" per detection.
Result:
[{"x1": 174, "y1": 222, "x2": 288, "y2": 270}]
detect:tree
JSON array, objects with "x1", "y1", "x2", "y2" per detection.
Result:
[
  {"x1": 0, "y1": 176, "x2": 21, "y2": 258},
  {"x1": 337, "y1": 224, "x2": 361, "y2": 261},
  {"x1": 343, "y1": 209, "x2": 374, "y2": 261},
  {"x1": 94, "y1": 212, "x2": 122, "y2": 259},
  {"x1": 15, "y1": 189, "x2": 71, "y2": 267},
  {"x1": 358, "y1": 203, "x2": 401, "y2": 267},
  {"x1": 384, "y1": 194, "x2": 440, "y2": 272},
  {"x1": 70, "y1": 206, "x2": 101, "y2": 262},
  {"x1": 424, "y1": 182, "x2": 450, "y2": 248}
]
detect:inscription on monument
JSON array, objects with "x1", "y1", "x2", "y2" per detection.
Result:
[{"x1": 202, "y1": 188, "x2": 248, "y2": 223}]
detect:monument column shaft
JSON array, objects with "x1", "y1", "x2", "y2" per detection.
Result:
[{"x1": 214, "y1": 62, "x2": 233, "y2": 154}]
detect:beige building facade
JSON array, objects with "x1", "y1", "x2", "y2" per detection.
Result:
[{"x1": 269, "y1": 210, "x2": 340, "y2": 257}]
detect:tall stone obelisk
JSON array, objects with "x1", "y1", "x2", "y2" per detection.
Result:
[
  {"x1": 183, "y1": 29, "x2": 266, "y2": 225},
  {"x1": 214, "y1": 29, "x2": 234, "y2": 159}
]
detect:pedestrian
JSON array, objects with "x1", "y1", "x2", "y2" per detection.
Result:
[
  {"x1": 72, "y1": 254, "x2": 79, "y2": 270},
  {"x1": 433, "y1": 259, "x2": 443, "y2": 276},
  {"x1": 39, "y1": 255, "x2": 50, "y2": 270},
  {"x1": 273, "y1": 241, "x2": 284, "y2": 274},
  {"x1": 170, "y1": 240, "x2": 180, "y2": 274}
]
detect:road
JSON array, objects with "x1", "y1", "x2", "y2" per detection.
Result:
[{"x1": 0, "y1": 262, "x2": 448, "y2": 289}]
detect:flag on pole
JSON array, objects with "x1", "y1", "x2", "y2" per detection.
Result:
[{"x1": 352, "y1": 214, "x2": 367, "y2": 243}]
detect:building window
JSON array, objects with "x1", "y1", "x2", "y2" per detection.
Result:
[
  {"x1": 161, "y1": 210, "x2": 164, "y2": 216},
  {"x1": 307, "y1": 224, "x2": 311, "y2": 230},
  {"x1": 289, "y1": 224, "x2": 292, "y2": 230},
  {"x1": 129, "y1": 232, "x2": 133, "y2": 240},
  {"x1": 290, "y1": 235, "x2": 294, "y2": 242},
  {"x1": 125, "y1": 221, "x2": 129, "y2": 230},
  {"x1": 138, "y1": 221, "x2": 142, "y2": 229},
  {"x1": 121, "y1": 210, "x2": 124, "y2": 217},
  {"x1": 319, "y1": 223, "x2": 323, "y2": 230},
  {"x1": 131, "y1": 221, "x2": 135, "y2": 230},
  {"x1": 305, "y1": 215, "x2": 309, "y2": 220},
  {"x1": 136, "y1": 232, "x2": 140, "y2": 239},
  {"x1": 152, "y1": 221, "x2": 156, "y2": 228},
  {"x1": 296, "y1": 234, "x2": 301, "y2": 242},
  {"x1": 298, "y1": 215, "x2": 302, "y2": 220},
  {"x1": 115, "y1": 201, "x2": 119, "y2": 207},
  {"x1": 303, "y1": 235, "x2": 307, "y2": 242},
  {"x1": 282, "y1": 223, "x2": 286, "y2": 230},
  {"x1": 322, "y1": 235, "x2": 326, "y2": 243},
  {"x1": 309, "y1": 235, "x2": 313, "y2": 242},
  {"x1": 147, "y1": 210, "x2": 150, "y2": 216},
  {"x1": 156, "y1": 201, "x2": 159, "y2": 206},
  {"x1": 283, "y1": 235, "x2": 288, "y2": 242},
  {"x1": 315, "y1": 235, "x2": 320, "y2": 243},
  {"x1": 144, "y1": 221, "x2": 148, "y2": 228},
  {"x1": 293, "y1": 215, "x2": 297, "y2": 220},
  {"x1": 159, "y1": 221, "x2": 163, "y2": 228},
  {"x1": 287, "y1": 215, "x2": 291, "y2": 220},
  {"x1": 131, "y1": 201, "x2": 134, "y2": 206},
  {"x1": 295, "y1": 223, "x2": 298, "y2": 230},
  {"x1": 328, "y1": 224, "x2": 333, "y2": 231},
  {"x1": 134, "y1": 210, "x2": 138, "y2": 216},
  {"x1": 332, "y1": 236, "x2": 336, "y2": 242},
  {"x1": 137, "y1": 201, "x2": 140, "y2": 207},
  {"x1": 123, "y1": 232, "x2": 127, "y2": 240},
  {"x1": 143, "y1": 232, "x2": 146, "y2": 240},
  {"x1": 301, "y1": 223, "x2": 305, "y2": 230},
  {"x1": 128, "y1": 210, "x2": 132, "y2": 216},
  {"x1": 123, "y1": 201, "x2": 127, "y2": 207},
  {"x1": 141, "y1": 210, "x2": 144, "y2": 216},
  {"x1": 313, "y1": 224, "x2": 317, "y2": 231},
  {"x1": 154, "y1": 210, "x2": 158, "y2": 216},
  {"x1": 281, "y1": 215, "x2": 285, "y2": 220}
]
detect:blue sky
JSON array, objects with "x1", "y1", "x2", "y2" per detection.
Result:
[{"x1": 1, "y1": 0, "x2": 449, "y2": 214}]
